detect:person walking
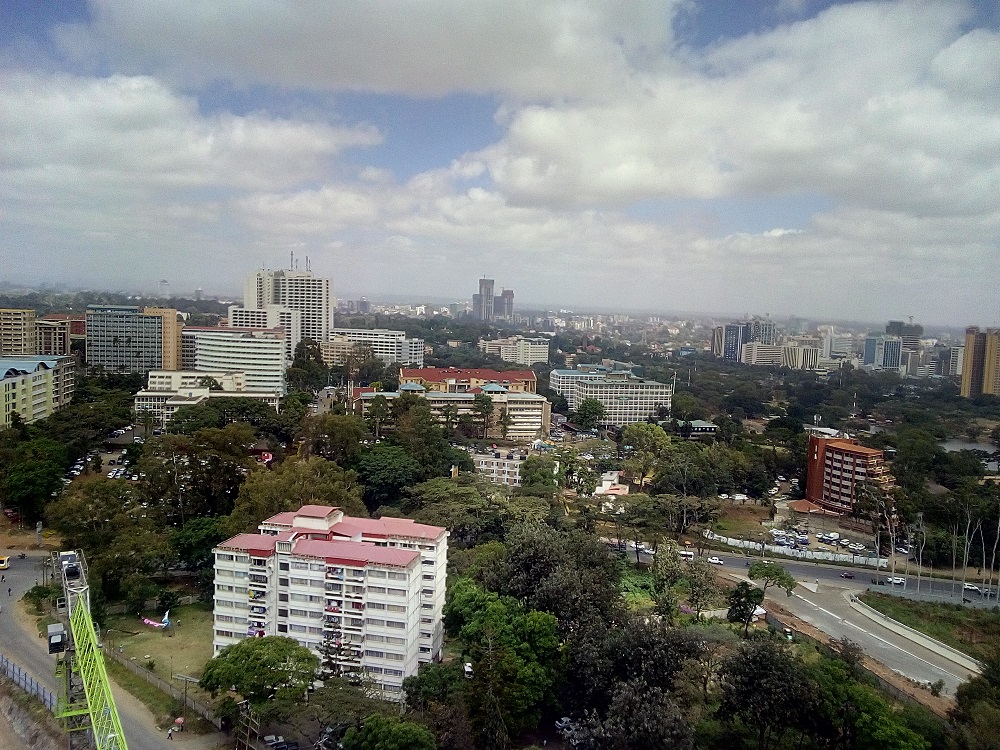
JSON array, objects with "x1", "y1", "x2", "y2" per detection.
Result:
[{"x1": 6, "y1": 587, "x2": 10, "y2": 596}]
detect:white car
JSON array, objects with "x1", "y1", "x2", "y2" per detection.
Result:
[
  {"x1": 888, "y1": 576, "x2": 905, "y2": 585},
  {"x1": 719, "y1": 493, "x2": 729, "y2": 500},
  {"x1": 963, "y1": 583, "x2": 981, "y2": 593},
  {"x1": 707, "y1": 556, "x2": 724, "y2": 565}
]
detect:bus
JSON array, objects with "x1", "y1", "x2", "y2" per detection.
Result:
[{"x1": 678, "y1": 550, "x2": 695, "y2": 561}]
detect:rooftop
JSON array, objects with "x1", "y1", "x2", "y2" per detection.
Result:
[{"x1": 400, "y1": 367, "x2": 536, "y2": 383}]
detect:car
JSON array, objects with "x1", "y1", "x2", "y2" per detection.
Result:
[
  {"x1": 707, "y1": 556, "x2": 724, "y2": 565},
  {"x1": 840, "y1": 572, "x2": 855, "y2": 579},
  {"x1": 963, "y1": 583, "x2": 981, "y2": 593},
  {"x1": 0, "y1": 556, "x2": 9, "y2": 570},
  {"x1": 718, "y1": 493, "x2": 729, "y2": 499},
  {"x1": 887, "y1": 576, "x2": 905, "y2": 585},
  {"x1": 777, "y1": 475, "x2": 787, "y2": 481}
]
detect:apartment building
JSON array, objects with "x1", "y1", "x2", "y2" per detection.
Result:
[
  {"x1": 181, "y1": 327, "x2": 286, "y2": 394},
  {"x1": 399, "y1": 367, "x2": 536, "y2": 394},
  {"x1": 244, "y1": 269, "x2": 333, "y2": 343},
  {"x1": 133, "y1": 370, "x2": 280, "y2": 427},
  {"x1": 805, "y1": 434, "x2": 895, "y2": 514},
  {"x1": 477, "y1": 336, "x2": 549, "y2": 366},
  {"x1": 355, "y1": 384, "x2": 550, "y2": 440},
  {"x1": 35, "y1": 319, "x2": 72, "y2": 356},
  {"x1": 1, "y1": 356, "x2": 75, "y2": 428},
  {"x1": 0, "y1": 309, "x2": 37, "y2": 355},
  {"x1": 85, "y1": 306, "x2": 181, "y2": 373},
  {"x1": 328, "y1": 328, "x2": 425, "y2": 366},
  {"x1": 212, "y1": 505, "x2": 447, "y2": 698},
  {"x1": 961, "y1": 327, "x2": 1000, "y2": 398},
  {"x1": 472, "y1": 450, "x2": 529, "y2": 486},
  {"x1": 228, "y1": 305, "x2": 302, "y2": 363}
]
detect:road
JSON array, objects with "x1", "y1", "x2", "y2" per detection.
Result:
[{"x1": 0, "y1": 552, "x2": 221, "y2": 749}]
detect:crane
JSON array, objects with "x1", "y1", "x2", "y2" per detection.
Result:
[{"x1": 49, "y1": 549, "x2": 128, "y2": 750}]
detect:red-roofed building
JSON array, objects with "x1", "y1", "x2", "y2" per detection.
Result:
[
  {"x1": 399, "y1": 366, "x2": 537, "y2": 393},
  {"x1": 805, "y1": 435, "x2": 895, "y2": 514},
  {"x1": 212, "y1": 504, "x2": 448, "y2": 698}
]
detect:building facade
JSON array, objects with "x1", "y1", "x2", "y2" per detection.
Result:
[
  {"x1": 961, "y1": 327, "x2": 1000, "y2": 398},
  {"x1": 212, "y1": 505, "x2": 447, "y2": 698},
  {"x1": 472, "y1": 450, "x2": 529, "y2": 486},
  {"x1": 245, "y1": 269, "x2": 333, "y2": 343},
  {"x1": 228, "y1": 305, "x2": 302, "y2": 364},
  {"x1": 740, "y1": 342, "x2": 782, "y2": 366},
  {"x1": 472, "y1": 278, "x2": 495, "y2": 322},
  {"x1": 478, "y1": 336, "x2": 549, "y2": 366},
  {"x1": 329, "y1": 328, "x2": 425, "y2": 366},
  {"x1": 1, "y1": 356, "x2": 75, "y2": 428},
  {"x1": 0, "y1": 309, "x2": 37, "y2": 356},
  {"x1": 399, "y1": 367, "x2": 537, "y2": 394},
  {"x1": 572, "y1": 374, "x2": 673, "y2": 426},
  {"x1": 85, "y1": 306, "x2": 181, "y2": 373},
  {"x1": 805, "y1": 434, "x2": 895, "y2": 514},
  {"x1": 182, "y1": 327, "x2": 287, "y2": 394},
  {"x1": 133, "y1": 369, "x2": 281, "y2": 427},
  {"x1": 35, "y1": 319, "x2": 72, "y2": 356}
]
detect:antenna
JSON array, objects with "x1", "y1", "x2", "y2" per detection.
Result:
[{"x1": 290, "y1": 250, "x2": 294, "y2": 270}]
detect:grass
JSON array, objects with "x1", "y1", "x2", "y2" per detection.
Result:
[
  {"x1": 104, "y1": 658, "x2": 215, "y2": 734},
  {"x1": 859, "y1": 591, "x2": 1000, "y2": 662},
  {"x1": 714, "y1": 504, "x2": 771, "y2": 538},
  {"x1": 104, "y1": 602, "x2": 215, "y2": 704}
]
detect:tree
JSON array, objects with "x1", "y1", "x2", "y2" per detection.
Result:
[
  {"x1": 200, "y1": 636, "x2": 318, "y2": 707},
  {"x1": 222, "y1": 457, "x2": 365, "y2": 536},
  {"x1": 276, "y1": 677, "x2": 393, "y2": 747},
  {"x1": 576, "y1": 679, "x2": 694, "y2": 750},
  {"x1": 357, "y1": 445, "x2": 422, "y2": 510},
  {"x1": 2, "y1": 438, "x2": 67, "y2": 521},
  {"x1": 391, "y1": 406, "x2": 472, "y2": 480},
  {"x1": 171, "y1": 517, "x2": 226, "y2": 571},
  {"x1": 472, "y1": 393, "x2": 495, "y2": 439},
  {"x1": 367, "y1": 395, "x2": 391, "y2": 440},
  {"x1": 518, "y1": 455, "x2": 558, "y2": 491},
  {"x1": 300, "y1": 413, "x2": 368, "y2": 466},
  {"x1": 748, "y1": 560, "x2": 797, "y2": 597},
  {"x1": 342, "y1": 714, "x2": 437, "y2": 750},
  {"x1": 497, "y1": 408, "x2": 513, "y2": 440},
  {"x1": 726, "y1": 582, "x2": 764, "y2": 635},
  {"x1": 574, "y1": 398, "x2": 606, "y2": 430},
  {"x1": 685, "y1": 558, "x2": 717, "y2": 620}
]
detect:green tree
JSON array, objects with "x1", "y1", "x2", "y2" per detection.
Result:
[
  {"x1": 223, "y1": 457, "x2": 365, "y2": 536},
  {"x1": 685, "y1": 558, "x2": 718, "y2": 620},
  {"x1": 342, "y1": 714, "x2": 437, "y2": 750},
  {"x1": 519, "y1": 455, "x2": 558, "y2": 490},
  {"x1": 357, "y1": 445, "x2": 423, "y2": 510},
  {"x1": 391, "y1": 406, "x2": 472, "y2": 480},
  {"x1": 472, "y1": 393, "x2": 495, "y2": 439},
  {"x1": 200, "y1": 636, "x2": 319, "y2": 707},
  {"x1": 439, "y1": 403, "x2": 459, "y2": 434},
  {"x1": 367, "y1": 395, "x2": 391, "y2": 439},
  {"x1": 573, "y1": 398, "x2": 606, "y2": 430},
  {"x1": 2, "y1": 438, "x2": 67, "y2": 521},
  {"x1": 497, "y1": 408, "x2": 513, "y2": 440},
  {"x1": 576, "y1": 679, "x2": 693, "y2": 750},
  {"x1": 748, "y1": 560, "x2": 797, "y2": 597},
  {"x1": 726, "y1": 582, "x2": 764, "y2": 635},
  {"x1": 300, "y1": 413, "x2": 368, "y2": 466},
  {"x1": 171, "y1": 517, "x2": 225, "y2": 570}
]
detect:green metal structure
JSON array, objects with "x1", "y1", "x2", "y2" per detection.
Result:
[{"x1": 53, "y1": 550, "x2": 128, "y2": 750}]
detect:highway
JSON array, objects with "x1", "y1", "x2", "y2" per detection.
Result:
[{"x1": 0, "y1": 551, "x2": 222, "y2": 749}]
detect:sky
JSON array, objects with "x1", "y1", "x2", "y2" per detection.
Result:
[{"x1": 0, "y1": 0, "x2": 998, "y2": 325}]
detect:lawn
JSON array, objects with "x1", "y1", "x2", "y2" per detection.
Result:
[
  {"x1": 714, "y1": 504, "x2": 771, "y2": 539},
  {"x1": 104, "y1": 602, "x2": 216, "y2": 704},
  {"x1": 859, "y1": 592, "x2": 1000, "y2": 662}
]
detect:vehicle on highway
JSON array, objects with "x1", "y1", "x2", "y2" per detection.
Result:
[
  {"x1": 840, "y1": 572, "x2": 855, "y2": 579},
  {"x1": 707, "y1": 556, "x2": 724, "y2": 565},
  {"x1": 887, "y1": 576, "x2": 905, "y2": 585},
  {"x1": 678, "y1": 550, "x2": 695, "y2": 561},
  {"x1": 963, "y1": 583, "x2": 981, "y2": 593}
]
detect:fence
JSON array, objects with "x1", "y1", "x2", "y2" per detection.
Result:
[
  {"x1": 0, "y1": 652, "x2": 57, "y2": 713},
  {"x1": 102, "y1": 646, "x2": 222, "y2": 729},
  {"x1": 703, "y1": 530, "x2": 888, "y2": 569}
]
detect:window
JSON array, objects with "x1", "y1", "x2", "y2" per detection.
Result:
[
  {"x1": 388, "y1": 588, "x2": 406, "y2": 597},
  {"x1": 278, "y1": 593, "x2": 288, "y2": 602},
  {"x1": 350, "y1": 569, "x2": 365, "y2": 577},
  {"x1": 278, "y1": 609, "x2": 288, "y2": 618},
  {"x1": 291, "y1": 561, "x2": 309, "y2": 570},
  {"x1": 217, "y1": 553, "x2": 234, "y2": 562},
  {"x1": 290, "y1": 577, "x2": 308, "y2": 586},
  {"x1": 364, "y1": 649, "x2": 384, "y2": 658},
  {"x1": 215, "y1": 629, "x2": 233, "y2": 638},
  {"x1": 216, "y1": 584, "x2": 233, "y2": 592},
  {"x1": 386, "y1": 636, "x2": 405, "y2": 645},
  {"x1": 422, "y1": 574, "x2": 434, "y2": 581},
  {"x1": 279, "y1": 577, "x2": 289, "y2": 587},
  {"x1": 384, "y1": 652, "x2": 404, "y2": 661},
  {"x1": 419, "y1": 647, "x2": 430, "y2": 655},
  {"x1": 385, "y1": 620, "x2": 405, "y2": 629},
  {"x1": 368, "y1": 602, "x2": 386, "y2": 610},
  {"x1": 290, "y1": 608, "x2": 307, "y2": 617},
  {"x1": 289, "y1": 624, "x2": 307, "y2": 633},
  {"x1": 366, "y1": 618, "x2": 385, "y2": 627},
  {"x1": 368, "y1": 586, "x2": 386, "y2": 594},
  {"x1": 368, "y1": 570, "x2": 386, "y2": 579},
  {"x1": 291, "y1": 593, "x2": 308, "y2": 602},
  {"x1": 387, "y1": 571, "x2": 407, "y2": 581},
  {"x1": 387, "y1": 604, "x2": 406, "y2": 613},
  {"x1": 277, "y1": 624, "x2": 287, "y2": 633},
  {"x1": 215, "y1": 614, "x2": 234, "y2": 623},
  {"x1": 367, "y1": 634, "x2": 385, "y2": 643},
  {"x1": 279, "y1": 562, "x2": 289, "y2": 571},
  {"x1": 384, "y1": 668, "x2": 404, "y2": 677}
]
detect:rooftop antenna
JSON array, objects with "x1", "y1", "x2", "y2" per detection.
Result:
[{"x1": 290, "y1": 250, "x2": 294, "y2": 270}]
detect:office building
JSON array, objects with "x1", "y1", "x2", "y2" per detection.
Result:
[
  {"x1": 355, "y1": 384, "x2": 550, "y2": 440},
  {"x1": 1, "y1": 355, "x2": 75, "y2": 428},
  {"x1": 494, "y1": 289, "x2": 515, "y2": 320},
  {"x1": 477, "y1": 336, "x2": 549, "y2": 366},
  {"x1": 863, "y1": 335, "x2": 903, "y2": 371},
  {"x1": 573, "y1": 374, "x2": 672, "y2": 427},
  {"x1": 212, "y1": 505, "x2": 448, "y2": 697},
  {"x1": 245, "y1": 269, "x2": 333, "y2": 343},
  {"x1": 228, "y1": 305, "x2": 302, "y2": 363},
  {"x1": 0, "y1": 309, "x2": 37, "y2": 356},
  {"x1": 710, "y1": 326, "x2": 724, "y2": 357},
  {"x1": 472, "y1": 450, "x2": 529, "y2": 486},
  {"x1": 721, "y1": 323, "x2": 747, "y2": 361},
  {"x1": 85, "y1": 306, "x2": 181, "y2": 373},
  {"x1": 328, "y1": 329, "x2": 425, "y2": 366},
  {"x1": 961, "y1": 327, "x2": 1000, "y2": 398},
  {"x1": 746, "y1": 319, "x2": 777, "y2": 346},
  {"x1": 472, "y1": 278, "x2": 495, "y2": 322},
  {"x1": 741, "y1": 343, "x2": 783, "y2": 367},
  {"x1": 947, "y1": 346, "x2": 965, "y2": 377},
  {"x1": 805, "y1": 434, "x2": 895, "y2": 514},
  {"x1": 134, "y1": 370, "x2": 281, "y2": 427},
  {"x1": 886, "y1": 320, "x2": 923, "y2": 351},
  {"x1": 35, "y1": 319, "x2": 72, "y2": 356},
  {"x1": 400, "y1": 367, "x2": 536, "y2": 394},
  {"x1": 781, "y1": 345, "x2": 821, "y2": 371},
  {"x1": 182, "y1": 327, "x2": 286, "y2": 394}
]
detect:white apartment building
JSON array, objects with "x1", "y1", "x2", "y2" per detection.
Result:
[
  {"x1": 741, "y1": 343, "x2": 783, "y2": 366},
  {"x1": 245, "y1": 269, "x2": 333, "y2": 343},
  {"x1": 134, "y1": 370, "x2": 280, "y2": 427},
  {"x1": 329, "y1": 328, "x2": 425, "y2": 366},
  {"x1": 212, "y1": 505, "x2": 448, "y2": 698},
  {"x1": 1, "y1": 356, "x2": 75, "y2": 429},
  {"x1": 573, "y1": 373, "x2": 673, "y2": 427},
  {"x1": 549, "y1": 367, "x2": 615, "y2": 402},
  {"x1": 181, "y1": 327, "x2": 287, "y2": 395},
  {"x1": 228, "y1": 305, "x2": 302, "y2": 363},
  {"x1": 356, "y1": 383, "x2": 551, "y2": 440},
  {"x1": 478, "y1": 336, "x2": 550, "y2": 366},
  {"x1": 472, "y1": 450, "x2": 529, "y2": 486}
]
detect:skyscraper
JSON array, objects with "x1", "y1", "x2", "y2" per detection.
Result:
[
  {"x1": 961, "y1": 327, "x2": 1000, "y2": 398},
  {"x1": 244, "y1": 269, "x2": 333, "y2": 343},
  {"x1": 85, "y1": 306, "x2": 181, "y2": 373},
  {"x1": 721, "y1": 324, "x2": 747, "y2": 361},
  {"x1": 494, "y1": 289, "x2": 515, "y2": 320},
  {"x1": 472, "y1": 278, "x2": 495, "y2": 322}
]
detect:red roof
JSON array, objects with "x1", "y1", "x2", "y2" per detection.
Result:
[
  {"x1": 400, "y1": 367, "x2": 535, "y2": 383},
  {"x1": 292, "y1": 538, "x2": 419, "y2": 568},
  {"x1": 217, "y1": 534, "x2": 278, "y2": 556},
  {"x1": 332, "y1": 516, "x2": 446, "y2": 541},
  {"x1": 261, "y1": 511, "x2": 297, "y2": 527},
  {"x1": 297, "y1": 504, "x2": 341, "y2": 518}
]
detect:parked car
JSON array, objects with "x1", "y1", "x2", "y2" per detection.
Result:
[
  {"x1": 887, "y1": 576, "x2": 905, "y2": 585},
  {"x1": 840, "y1": 572, "x2": 855, "y2": 579},
  {"x1": 707, "y1": 556, "x2": 724, "y2": 565},
  {"x1": 963, "y1": 583, "x2": 981, "y2": 593}
]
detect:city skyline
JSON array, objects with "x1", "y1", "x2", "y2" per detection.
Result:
[{"x1": 1, "y1": 1, "x2": 999, "y2": 325}]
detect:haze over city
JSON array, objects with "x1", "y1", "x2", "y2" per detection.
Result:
[{"x1": 1, "y1": 0, "x2": 998, "y2": 324}]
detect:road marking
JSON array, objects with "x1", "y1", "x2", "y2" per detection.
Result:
[{"x1": 792, "y1": 593, "x2": 964, "y2": 681}]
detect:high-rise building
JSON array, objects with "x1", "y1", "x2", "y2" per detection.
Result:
[
  {"x1": 494, "y1": 289, "x2": 515, "y2": 320},
  {"x1": 245, "y1": 269, "x2": 333, "y2": 343},
  {"x1": 549, "y1": 364, "x2": 671, "y2": 426},
  {"x1": 182, "y1": 327, "x2": 287, "y2": 394},
  {"x1": 472, "y1": 278, "x2": 495, "y2": 322},
  {"x1": 85, "y1": 306, "x2": 181, "y2": 373},
  {"x1": 746, "y1": 319, "x2": 777, "y2": 346},
  {"x1": 227, "y1": 305, "x2": 302, "y2": 363},
  {"x1": 357, "y1": 297, "x2": 371, "y2": 314},
  {"x1": 327, "y1": 328, "x2": 425, "y2": 366},
  {"x1": 134, "y1": 370, "x2": 280, "y2": 427},
  {"x1": 863, "y1": 335, "x2": 903, "y2": 371},
  {"x1": 886, "y1": 320, "x2": 923, "y2": 351},
  {"x1": 0, "y1": 355, "x2": 75, "y2": 428},
  {"x1": 0, "y1": 309, "x2": 37, "y2": 355},
  {"x1": 478, "y1": 336, "x2": 549, "y2": 366},
  {"x1": 35, "y1": 319, "x2": 72, "y2": 356},
  {"x1": 212, "y1": 505, "x2": 448, "y2": 698},
  {"x1": 805, "y1": 434, "x2": 895, "y2": 514},
  {"x1": 961, "y1": 327, "x2": 1000, "y2": 398},
  {"x1": 710, "y1": 326, "x2": 724, "y2": 357},
  {"x1": 721, "y1": 324, "x2": 747, "y2": 361}
]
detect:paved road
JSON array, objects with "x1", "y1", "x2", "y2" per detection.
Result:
[{"x1": 0, "y1": 552, "x2": 218, "y2": 750}]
